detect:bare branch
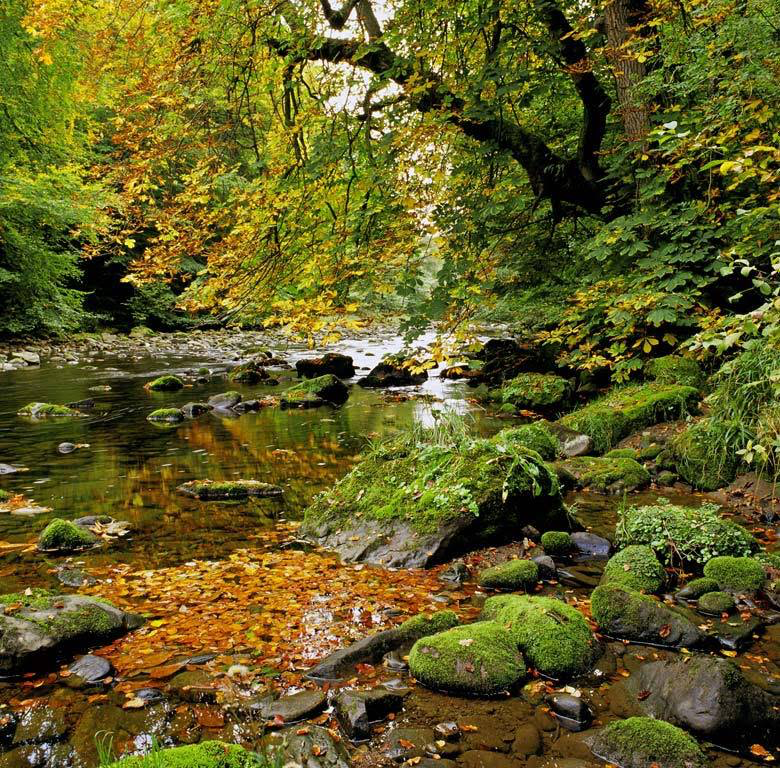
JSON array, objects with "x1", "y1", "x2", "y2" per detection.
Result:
[{"x1": 319, "y1": 0, "x2": 360, "y2": 29}]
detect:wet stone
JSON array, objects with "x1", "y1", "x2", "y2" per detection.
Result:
[
  {"x1": 55, "y1": 567, "x2": 96, "y2": 588},
  {"x1": 264, "y1": 689, "x2": 327, "y2": 723},
  {"x1": 435, "y1": 722, "x2": 460, "y2": 742},
  {"x1": 169, "y1": 669, "x2": 216, "y2": 702},
  {"x1": 384, "y1": 727, "x2": 435, "y2": 762},
  {"x1": 710, "y1": 615, "x2": 763, "y2": 651},
  {"x1": 457, "y1": 750, "x2": 522, "y2": 768},
  {"x1": 383, "y1": 649, "x2": 408, "y2": 671},
  {"x1": 269, "y1": 724, "x2": 350, "y2": 768},
  {"x1": 67, "y1": 654, "x2": 112, "y2": 684},
  {"x1": 12, "y1": 706, "x2": 67, "y2": 746},
  {"x1": 570, "y1": 532, "x2": 611, "y2": 558},
  {"x1": 333, "y1": 687, "x2": 404, "y2": 741},
  {"x1": 549, "y1": 694, "x2": 593, "y2": 732},
  {"x1": 532, "y1": 555, "x2": 557, "y2": 580},
  {"x1": 512, "y1": 724, "x2": 542, "y2": 757},
  {"x1": 439, "y1": 561, "x2": 470, "y2": 584},
  {"x1": 0, "y1": 743, "x2": 73, "y2": 768}
]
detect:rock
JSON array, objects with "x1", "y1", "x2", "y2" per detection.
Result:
[
  {"x1": 301, "y1": 436, "x2": 571, "y2": 568},
  {"x1": 359, "y1": 359, "x2": 429, "y2": 388},
  {"x1": 512, "y1": 723, "x2": 542, "y2": 757},
  {"x1": 586, "y1": 717, "x2": 707, "y2": 768},
  {"x1": 697, "y1": 590, "x2": 734, "y2": 614},
  {"x1": 17, "y1": 403, "x2": 78, "y2": 418},
  {"x1": 37, "y1": 518, "x2": 97, "y2": 553},
  {"x1": 709, "y1": 615, "x2": 763, "y2": 651},
  {"x1": 66, "y1": 398, "x2": 95, "y2": 410},
  {"x1": 439, "y1": 560, "x2": 470, "y2": 584},
  {"x1": 180, "y1": 402, "x2": 212, "y2": 418},
  {"x1": 0, "y1": 591, "x2": 142, "y2": 674},
  {"x1": 675, "y1": 577, "x2": 720, "y2": 601},
  {"x1": 0, "y1": 464, "x2": 23, "y2": 475},
  {"x1": 478, "y1": 559, "x2": 538, "y2": 590},
  {"x1": 144, "y1": 374, "x2": 184, "y2": 391},
  {"x1": 296, "y1": 353, "x2": 356, "y2": 379},
  {"x1": 481, "y1": 595, "x2": 600, "y2": 679},
  {"x1": 590, "y1": 585, "x2": 704, "y2": 648},
  {"x1": 169, "y1": 669, "x2": 217, "y2": 702},
  {"x1": 702, "y1": 555, "x2": 766, "y2": 593},
  {"x1": 539, "y1": 530, "x2": 572, "y2": 556},
  {"x1": 177, "y1": 479, "x2": 283, "y2": 500},
  {"x1": 497, "y1": 423, "x2": 560, "y2": 461},
  {"x1": 334, "y1": 687, "x2": 404, "y2": 741},
  {"x1": 549, "y1": 694, "x2": 593, "y2": 732},
  {"x1": 600, "y1": 546, "x2": 666, "y2": 593},
  {"x1": 227, "y1": 361, "x2": 270, "y2": 384},
  {"x1": 384, "y1": 727, "x2": 435, "y2": 761},
  {"x1": 57, "y1": 442, "x2": 77, "y2": 454},
  {"x1": 435, "y1": 722, "x2": 460, "y2": 742},
  {"x1": 616, "y1": 656, "x2": 779, "y2": 742},
  {"x1": 264, "y1": 690, "x2": 327, "y2": 723},
  {"x1": 281, "y1": 374, "x2": 349, "y2": 407},
  {"x1": 408, "y1": 621, "x2": 526, "y2": 695},
  {"x1": 12, "y1": 351, "x2": 40, "y2": 365},
  {"x1": 12, "y1": 706, "x2": 67, "y2": 746},
  {"x1": 268, "y1": 725, "x2": 350, "y2": 768},
  {"x1": 556, "y1": 456, "x2": 650, "y2": 493},
  {"x1": 571, "y1": 532, "x2": 611, "y2": 558},
  {"x1": 546, "y1": 423, "x2": 594, "y2": 458},
  {"x1": 147, "y1": 408, "x2": 184, "y2": 423},
  {"x1": 207, "y1": 391, "x2": 243, "y2": 410},
  {"x1": 532, "y1": 555, "x2": 557, "y2": 581},
  {"x1": 102, "y1": 741, "x2": 256, "y2": 767},
  {"x1": 67, "y1": 654, "x2": 113, "y2": 684},
  {"x1": 56, "y1": 567, "x2": 96, "y2": 588}
]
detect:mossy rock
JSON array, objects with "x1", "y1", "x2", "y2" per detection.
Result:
[
  {"x1": 0, "y1": 588, "x2": 56, "y2": 611},
  {"x1": 408, "y1": 621, "x2": 526, "y2": 695},
  {"x1": 697, "y1": 591, "x2": 735, "y2": 614},
  {"x1": 281, "y1": 374, "x2": 349, "y2": 407},
  {"x1": 601, "y1": 545, "x2": 666, "y2": 593},
  {"x1": 398, "y1": 610, "x2": 459, "y2": 640},
  {"x1": 481, "y1": 594, "x2": 599, "y2": 678},
  {"x1": 177, "y1": 479, "x2": 283, "y2": 501},
  {"x1": 500, "y1": 373, "x2": 571, "y2": 413},
  {"x1": 669, "y1": 418, "x2": 740, "y2": 490},
  {"x1": 616, "y1": 500, "x2": 756, "y2": 566},
  {"x1": 0, "y1": 489, "x2": 9, "y2": 503},
  {"x1": 590, "y1": 585, "x2": 703, "y2": 648},
  {"x1": 559, "y1": 384, "x2": 700, "y2": 454},
  {"x1": 105, "y1": 741, "x2": 261, "y2": 767},
  {"x1": 144, "y1": 375, "x2": 184, "y2": 391},
  {"x1": 587, "y1": 717, "x2": 707, "y2": 768},
  {"x1": 496, "y1": 422, "x2": 559, "y2": 461},
  {"x1": 17, "y1": 402, "x2": 78, "y2": 418},
  {"x1": 645, "y1": 355, "x2": 706, "y2": 390},
  {"x1": 604, "y1": 447, "x2": 639, "y2": 460},
  {"x1": 675, "y1": 577, "x2": 720, "y2": 600},
  {"x1": 540, "y1": 530, "x2": 572, "y2": 556},
  {"x1": 478, "y1": 559, "x2": 538, "y2": 590},
  {"x1": 556, "y1": 456, "x2": 650, "y2": 493},
  {"x1": 147, "y1": 408, "x2": 184, "y2": 423},
  {"x1": 702, "y1": 556, "x2": 765, "y2": 593},
  {"x1": 38, "y1": 518, "x2": 97, "y2": 553},
  {"x1": 227, "y1": 361, "x2": 270, "y2": 384}
]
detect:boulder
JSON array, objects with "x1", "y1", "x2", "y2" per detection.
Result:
[
  {"x1": 144, "y1": 375, "x2": 184, "y2": 391},
  {"x1": 37, "y1": 518, "x2": 97, "y2": 553},
  {"x1": 540, "y1": 530, "x2": 572, "y2": 556},
  {"x1": 571, "y1": 532, "x2": 611, "y2": 557},
  {"x1": 359, "y1": 359, "x2": 429, "y2": 388},
  {"x1": 207, "y1": 391, "x2": 243, "y2": 410},
  {"x1": 334, "y1": 687, "x2": 405, "y2": 740},
  {"x1": 281, "y1": 374, "x2": 349, "y2": 407},
  {"x1": 546, "y1": 423, "x2": 593, "y2": 458},
  {"x1": 549, "y1": 693, "x2": 593, "y2": 732},
  {"x1": 0, "y1": 591, "x2": 142, "y2": 674},
  {"x1": 67, "y1": 653, "x2": 113, "y2": 684},
  {"x1": 499, "y1": 373, "x2": 571, "y2": 414},
  {"x1": 17, "y1": 403, "x2": 79, "y2": 418},
  {"x1": 180, "y1": 402, "x2": 212, "y2": 418},
  {"x1": 264, "y1": 690, "x2": 327, "y2": 723},
  {"x1": 227, "y1": 361, "x2": 270, "y2": 384},
  {"x1": 555, "y1": 456, "x2": 650, "y2": 494},
  {"x1": 296, "y1": 353, "x2": 356, "y2": 379},
  {"x1": 702, "y1": 555, "x2": 765, "y2": 593},
  {"x1": 177, "y1": 479, "x2": 283, "y2": 501},
  {"x1": 600, "y1": 546, "x2": 666, "y2": 593},
  {"x1": 147, "y1": 408, "x2": 184, "y2": 423},
  {"x1": 478, "y1": 559, "x2": 539, "y2": 590}
]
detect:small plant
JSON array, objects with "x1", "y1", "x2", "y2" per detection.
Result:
[{"x1": 95, "y1": 731, "x2": 116, "y2": 767}]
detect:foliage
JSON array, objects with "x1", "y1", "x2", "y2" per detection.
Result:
[
  {"x1": 496, "y1": 423, "x2": 559, "y2": 461},
  {"x1": 103, "y1": 741, "x2": 268, "y2": 768},
  {"x1": 499, "y1": 374, "x2": 571, "y2": 413},
  {"x1": 601, "y1": 545, "x2": 666, "y2": 593}
]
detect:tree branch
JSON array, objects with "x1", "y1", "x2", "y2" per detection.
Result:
[{"x1": 319, "y1": 0, "x2": 360, "y2": 29}]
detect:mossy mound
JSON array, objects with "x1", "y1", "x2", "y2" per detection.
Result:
[
  {"x1": 398, "y1": 610, "x2": 459, "y2": 639},
  {"x1": 604, "y1": 447, "x2": 639, "y2": 460},
  {"x1": 500, "y1": 373, "x2": 571, "y2": 413},
  {"x1": 177, "y1": 479, "x2": 284, "y2": 500},
  {"x1": 588, "y1": 717, "x2": 707, "y2": 768},
  {"x1": 227, "y1": 361, "x2": 269, "y2": 384},
  {"x1": 556, "y1": 456, "x2": 650, "y2": 493},
  {"x1": 645, "y1": 355, "x2": 706, "y2": 390},
  {"x1": 17, "y1": 402, "x2": 78, "y2": 418},
  {"x1": 144, "y1": 375, "x2": 184, "y2": 391},
  {"x1": 669, "y1": 418, "x2": 741, "y2": 490},
  {"x1": 559, "y1": 383, "x2": 699, "y2": 454},
  {"x1": 590, "y1": 584, "x2": 703, "y2": 647},
  {"x1": 481, "y1": 594, "x2": 599, "y2": 678},
  {"x1": 496, "y1": 422, "x2": 559, "y2": 461},
  {"x1": 697, "y1": 591, "x2": 734, "y2": 614},
  {"x1": 281, "y1": 374, "x2": 349, "y2": 407},
  {"x1": 676, "y1": 577, "x2": 720, "y2": 599},
  {"x1": 601, "y1": 545, "x2": 666, "y2": 593},
  {"x1": 147, "y1": 408, "x2": 184, "y2": 423},
  {"x1": 702, "y1": 556, "x2": 765, "y2": 593},
  {"x1": 540, "y1": 530, "x2": 572, "y2": 556},
  {"x1": 38, "y1": 519, "x2": 97, "y2": 552},
  {"x1": 478, "y1": 558, "x2": 538, "y2": 590},
  {"x1": 105, "y1": 741, "x2": 261, "y2": 767},
  {"x1": 408, "y1": 621, "x2": 526, "y2": 695},
  {"x1": 616, "y1": 500, "x2": 755, "y2": 566}
]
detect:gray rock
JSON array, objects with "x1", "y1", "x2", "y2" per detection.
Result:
[
  {"x1": 333, "y1": 687, "x2": 404, "y2": 741},
  {"x1": 532, "y1": 555, "x2": 557, "y2": 580},
  {"x1": 571, "y1": 532, "x2": 611, "y2": 558},
  {"x1": 549, "y1": 694, "x2": 593, "y2": 732},
  {"x1": 264, "y1": 690, "x2": 327, "y2": 723},
  {"x1": 12, "y1": 351, "x2": 40, "y2": 365},
  {"x1": 547, "y1": 423, "x2": 593, "y2": 457},
  {"x1": 180, "y1": 402, "x2": 212, "y2": 418},
  {"x1": 305, "y1": 627, "x2": 406, "y2": 681},
  {"x1": 67, "y1": 654, "x2": 113, "y2": 684},
  {"x1": 57, "y1": 443, "x2": 76, "y2": 454},
  {"x1": 0, "y1": 464, "x2": 23, "y2": 475},
  {"x1": 207, "y1": 391, "x2": 243, "y2": 410}
]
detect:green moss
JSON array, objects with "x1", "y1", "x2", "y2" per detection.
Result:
[
  {"x1": 638, "y1": 443, "x2": 664, "y2": 461},
  {"x1": 589, "y1": 717, "x2": 707, "y2": 768},
  {"x1": 0, "y1": 589, "x2": 54, "y2": 611},
  {"x1": 496, "y1": 422, "x2": 559, "y2": 461},
  {"x1": 540, "y1": 530, "x2": 572, "y2": 555},
  {"x1": 106, "y1": 741, "x2": 263, "y2": 767},
  {"x1": 0, "y1": 489, "x2": 9, "y2": 502},
  {"x1": 557, "y1": 456, "x2": 650, "y2": 492},
  {"x1": 604, "y1": 448, "x2": 639, "y2": 460},
  {"x1": 500, "y1": 373, "x2": 570, "y2": 412},
  {"x1": 177, "y1": 479, "x2": 283, "y2": 500},
  {"x1": 281, "y1": 374, "x2": 348, "y2": 406},
  {"x1": 601, "y1": 545, "x2": 666, "y2": 593},
  {"x1": 645, "y1": 355, "x2": 706, "y2": 389},
  {"x1": 147, "y1": 408, "x2": 184, "y2": 423},
  {"x1": 559, "y1": 383, "x2": 699, "y2": 454},
  {"x1": 702, "y1": 556, "x2": 765, "y2": 593},
  {"x1": 697, "y1": 591, "x2": 734, "y2": 614},
  {"x1": 679, "y1": 577, "x2": 720, "y2": 598},
  {"x1": 398, "y1": 610, "x2": 459, "y2": 639},
  {"x1": 755, "y1": 551, "x2": 780, "y2": 569},
  {"x1": 17, "y1": 402, "x2": 77, "y2": 417},
  {"x1": 38, "y1": 518, "x2": 97, "y2": 551},
  {"x1": 40, "y1": 602, "x2": 116, "y2": 637},
  {"x1": 669, "y1": 418, "x2": 741, "y2": 490},
  {"x1": 303, "y1": 437, "x2": 564, "y2": 535},
  {"x1": 478, "y1": 559, "x2": 539, "y2": 590},
  {"x1": 408, "y1": 621, "x2": 526, "y2": 695},
  {"x1": 227, "y1": 362, "x2": 268, "y2": 384},
  {"x1": 481, "y1": 594, "x2": 598, "y2": 678},
  {"x1": 145, "y1": 375, "x2": 184, "y2": 391},
  {"x1": 616, "y1": 500, "x2": 756, "y2": 566}
]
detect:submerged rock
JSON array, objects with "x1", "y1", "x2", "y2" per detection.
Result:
[
  {"x1": 37, "y1": 518, "x2": 97, "y2": 553},
  {"x1": 296, "y1": 353, "x2": 356, "y2": 379},
  {"x1": 207, "y1": 391, "x2": 243, "y2": 410},
  {"x1": 281, "y1": 374, "x2": 349, "y2": 407},
  {"x1": 334, "y1": 687, "x2": 405, "y2": 740},
  {"x1": 17, "y1": 403, "x2": 79, "y2": 418},
  {"x1": 177, "y1": 479, "x2": 283, "y2": 500},
  {"x1": 0, "y1": 590, "x2": 142, "y2": 674},
  {"x1": 227, "y1": 360, "x2": 270, "y2": 384},
  {"x1": 67, "y1": 654, "x2": 113, "y2": 685},
  {"x1": 266, "y1": 725, "x2": 350, "y2": 768},
  {"x1": 147, "y1": 407, "x2": 184, "y2": 423},
  {"x1": 359, "y1": 358, "x2": 429, "y2": 388}
]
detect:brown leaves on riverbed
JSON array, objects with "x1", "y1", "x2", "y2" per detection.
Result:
[{"x1": 81, "y1": 524, "x2": 475, "y2": 687}]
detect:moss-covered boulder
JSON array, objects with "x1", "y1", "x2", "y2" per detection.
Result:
[
  {"x1": 0, "y1": 590, "x2": 142, "y2": 674},
  {"x1": 645, "y1": 355, "x2": 706, "y2": 389},
  {"x1": 496, "y1": 422, "x2": 559, "y2": 461},
  {"x1": 147, "y1": 407, "x2": 184, "y2": 423},
  {"x1": 702, "y1": 556, "x2": 765, "y2": 593},
  {"x1": 556, "y1": 456, "x2": 651, "y2": 493},
  {"x1": 227, "y1": 361, "x2": 270, "y2": 384},
  {"x1": 105, "y1": 741, "x2": 260, "y2": 767},
  {"x1": 499, "y1": 373, "x2": 571, "y2": 414},
  {"x1": 281, "y1": 374, "x2": 349, "y2": 407},
  {"x1": 587, "y1": 717, "x2": 707, "y2": 768},
  {"x1": 301, "y1": 435, "x2": 572, "y2": 568},
  {"x1": 697, "y1": 591, "x2": 734, "y2": 614},
  {"x1": 604, "y1": 447, "x2": 639, "y2": 460},
  {"x1": 481, "y1": 594, "x2": 599, "y2": 678},
  {"x1": 559, "y1": 384, "x2": 700, "y2": 454},
  {"x1": 398, "y1": 610, "x2": 459, "y2": 640},
  {"x1": 675, "y1": 577, "x2": 720, "y2": 600},
  {"x1": 408, "y1": 621, "x2": 525, "y2": 695},
  {"x1": 144, "y1": 375, "x2": 184, "y2": 391},
  {"x1": 540, "y1": 530, "x2": 572, "y2": 556},
  {"x1": 590, "y1": 584, "x2": 703, "y2": 647},
  {"x1": 616, "y1": 500, "x2": 756, "y2": 566},
  {"x1": 38, "y1": 518, "x2": 97, "y2": 553},
  {"x1": 478, "y1": 559, "x2": 538, "y2": 590},
  {"x1": 17, "y1": 402, "x2": 79, "y2": 418},
  {"x1": 601, "y1": 545, "x2": 666, "y2": 593},
  {"x1": 177, "y1": 479, "x2": 283, "y2": 501},
  {"x1": 669, "y1": 418, "x2": 740, "y2": 490}
]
